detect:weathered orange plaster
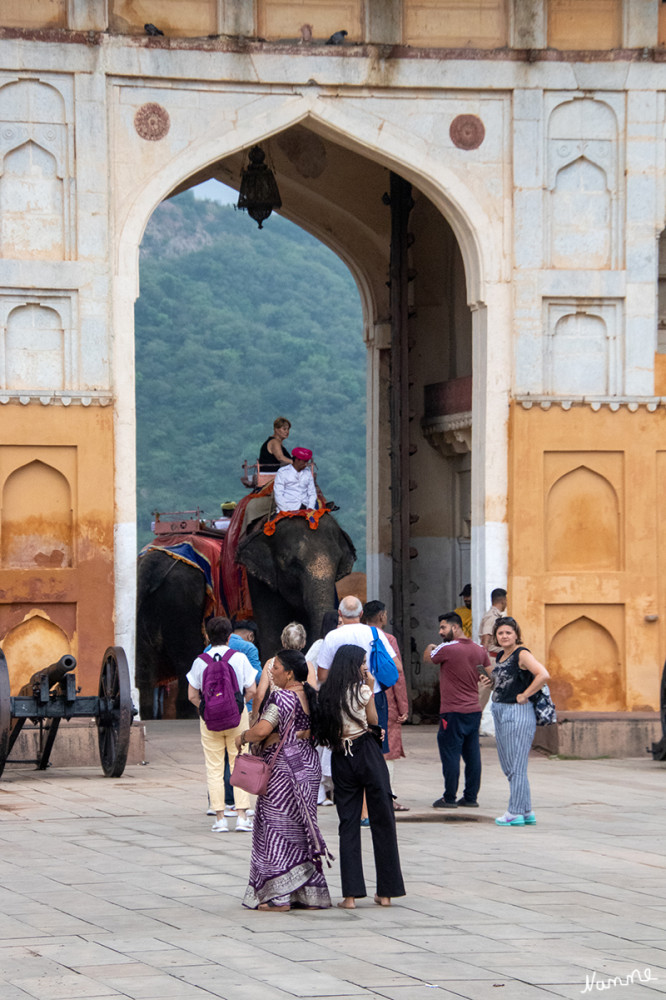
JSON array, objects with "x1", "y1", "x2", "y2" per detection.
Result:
[
  {"x1": 0, "y1": 404, "x2": 115, "y2": 694},
  {"x1": 509, "y1": 401, "x2": 665, "y2": 712}
]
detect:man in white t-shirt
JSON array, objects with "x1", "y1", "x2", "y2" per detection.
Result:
[
  {"x1": 317, "y1": 595, "x2": 398, "y2": 772},
  {"x1": 187, "y1": 616, "x2": 256, "y2": 834},
  {"x1": 316, "y1": 595, "x2": 397, "y2": 688}
]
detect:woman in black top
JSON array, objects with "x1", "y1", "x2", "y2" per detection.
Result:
[
  {"x1": 258, "y1": 416, "x2": 292, "y2": 471},
  {"x1": 481, "y1": 617, "x2": 549, "y2": 827}
]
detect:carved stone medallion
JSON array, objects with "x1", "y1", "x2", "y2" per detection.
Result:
[
  {"x1": 134, "y1": 103, "x2": 170, "y2": 141},
  {"x1": 449, "y1": 114, "x2": 485, "y2": 150}
]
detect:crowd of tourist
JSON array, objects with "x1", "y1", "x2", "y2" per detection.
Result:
[{"x1": 186, "y1": 580, "x2": 551, "y2": 912}]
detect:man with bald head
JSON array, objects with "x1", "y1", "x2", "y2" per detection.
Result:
[
  {"x1": 316, "y1": 595, "x2": 397, "y2": 687},
  {"x1": 317, "y1": 595, "x2": 398, "y2": 766}
]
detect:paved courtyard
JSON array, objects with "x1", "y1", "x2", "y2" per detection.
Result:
[{"x1": 1, "y1": 722, "x2": 665, "y2": 1000}]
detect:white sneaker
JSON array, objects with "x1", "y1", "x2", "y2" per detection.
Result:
[
  {"x1": 321, "y1": 798, "x2": 334, "y2": 806},
  {"x1": 224, "y1": 806, "x2": 237, "y2": 817},
  {"x1": 206, "y1": 807, "x2": 216, "y2": 816},
  {"x1": 211, "y1": 819, "x2": 228, "y2": 833},
  {"x1": 235, "y1": 818, "x2": 252, "y2": 833},
  {"x1": 247, "y1": 808, "x2": 255, "y2": 817}
]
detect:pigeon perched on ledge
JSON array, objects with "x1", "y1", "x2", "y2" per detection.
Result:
[
  {"x1": 326, "y1": 29, "x2": 348, "y2": 45},
  {"x1": 144, "y1": 23, "x2": 164, "y2": 36}
]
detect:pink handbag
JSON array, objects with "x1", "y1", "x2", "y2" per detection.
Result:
[{"x1": 231, "y1": 709, "x2": 295, "y2": 796}]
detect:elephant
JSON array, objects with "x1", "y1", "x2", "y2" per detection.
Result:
[
  {"x1": 236, "y1": 512, "x2": 356, "y2": 661},
  {"x1": 135, "y1": 548, "x2": 207, "y2": 719},
  {"x1": 135, "y1": 512, "x2": 356, "y2": 718}
]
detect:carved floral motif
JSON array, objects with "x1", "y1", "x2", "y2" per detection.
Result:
[
  {"x1": 134, "y1": 103, "x2": 170, "y2": 141},
  {"x1": 449, "y1": 114, "x2": 485, "y2": 150}
]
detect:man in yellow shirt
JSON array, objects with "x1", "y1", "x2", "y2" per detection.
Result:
[{"x1": 453, "y1": 584, "x2": 472, "y2": 638}]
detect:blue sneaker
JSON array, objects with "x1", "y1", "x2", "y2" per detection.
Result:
[
  {"x1": 360, "y1": 818, "x2": 370, "y2": 828},
  {"x1": 523, "y1": 812, "x2": 536, "y2": 825},
  {"x1": 495, "y1": 813, "x2": 525, "y2": 826}
]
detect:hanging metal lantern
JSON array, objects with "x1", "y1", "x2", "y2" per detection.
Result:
[{"x1": 237, "y1": 145, "x2": 282, "y2": 229}]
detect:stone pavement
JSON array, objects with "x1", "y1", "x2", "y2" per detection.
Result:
[{"x1": 1, "y1": 722, "x2": 666, "y2": 1000}]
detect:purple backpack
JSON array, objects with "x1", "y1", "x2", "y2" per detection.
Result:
[{"x1": 199, "y1": 650, "x2": 244, "y2": 731}]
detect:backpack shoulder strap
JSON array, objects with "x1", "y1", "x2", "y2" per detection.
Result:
[
  {"x1": 199, "y1": 652, "x2": 216, "y2": 667},
  {"x1": 370, "y1": 626, "x2": 379, "y2": 643},
  {"x1": 219, "y1": 648, "x2": 240, "y2": 689}
]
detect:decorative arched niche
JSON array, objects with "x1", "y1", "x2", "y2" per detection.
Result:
[
  {"x1": 548, "y1": 312, "x2": 608, "y2": 395},
  {"x1": 547, "y1": 97, "x2": 618, "y2": 269},
  {"x1": 4, "y1": 303, "x2": 65, "y2": 389},
  {"x1": 1, "y1": 460, "x2": 73, "y2": 568},
  {"x1": 548, "y1": 615, "x2": 623, "y2": 711},
  {"x1": 0, "y1": 142, "x2": 64, "y2": 259},
  {"x1": 546, "y1": 465, "x2": 620, "y2": 572},
  {"x1": 0, "y1": 78, "x2": 72, "y2": 260},
  {"x1": 1, "y1": 613, "x2": 71, "y2": 693},
  {"x1": 0, "y1": 79, "x2": 66, "y2": 123},
  {"x1": 543, "y1": 298, "x2": 621, "y2": 397},
  {"x1": 550, "y1": 158, "x2": 611, "y2": 268}
]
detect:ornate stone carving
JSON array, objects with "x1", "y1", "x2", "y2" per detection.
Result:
[
  {"x1": 449, "y1": 115, "x2": 485, "y2": 150},
  {"x1": 421, "y1": 412, "x2": 472, "y2": 457},
  {"x1": 134, "y1": 103, "x2": 170, "y2": 141}
]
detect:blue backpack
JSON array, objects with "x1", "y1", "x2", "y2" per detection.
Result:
[
  {"x1": 199, "y1": 650, "x2": 244, "y2": 731},
  {"x1": 369, "y1": 627, "x2": 399, "y2": 690}
]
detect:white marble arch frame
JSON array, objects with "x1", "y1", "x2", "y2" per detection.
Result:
[{"x1": 112, "y1": 91, "x2": 507, "y2": 661}]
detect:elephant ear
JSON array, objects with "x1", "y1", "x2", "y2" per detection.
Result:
[
  {"x1": 236, "y1": 528, "x2": 278, "y2": 591},
  {"x1": 335, "y1": 528, "x2": 357, "y2": 582}
]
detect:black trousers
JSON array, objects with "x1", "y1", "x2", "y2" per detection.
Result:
[{"x1": 331, "y1": 732, "x2": 406, "y2": 899}]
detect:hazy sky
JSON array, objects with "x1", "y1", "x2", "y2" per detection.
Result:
[{"x1": 193, "y1": 179, "x2": 237, "y2": 204}]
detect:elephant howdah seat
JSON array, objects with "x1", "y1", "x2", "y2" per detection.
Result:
[{"x1": 241, "y1": 460, "x2": 277, "y2": 489}]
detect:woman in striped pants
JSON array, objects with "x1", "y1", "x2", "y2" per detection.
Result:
[{"x1": 483, "y1": 617, "x2": 550, "y2": 827}]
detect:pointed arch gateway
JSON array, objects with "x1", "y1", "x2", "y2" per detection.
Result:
[{"x1": 116, "y1": 100, "x2": 504, "y2": 711}]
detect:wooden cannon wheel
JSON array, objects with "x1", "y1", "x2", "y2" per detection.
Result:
[
  {"x1": 0, "y1": 651, "x2": 10, "y2": 779},
  {"x1": 97, "y1": 647, "x2": 133, "y2": 777}
]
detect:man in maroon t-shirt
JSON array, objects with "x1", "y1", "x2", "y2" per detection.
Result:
[{"x1": 426, "y1": 611, "x2": 491, "y2": 808}]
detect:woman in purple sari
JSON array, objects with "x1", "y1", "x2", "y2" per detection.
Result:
[{"x1": 235, "y1": 649, "x2": 331, "y2": 911}]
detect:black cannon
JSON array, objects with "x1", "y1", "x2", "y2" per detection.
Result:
[
  {"x1": 651, "y1": 660, "x2": 666, "y2": 760},
  {"x1": 0, "y1": 647, "x2": 135, "y2": 778}
]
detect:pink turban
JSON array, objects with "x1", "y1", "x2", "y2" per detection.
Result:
[{"x1": 292, "y1": 447, "x2": 313, "y2": 461}]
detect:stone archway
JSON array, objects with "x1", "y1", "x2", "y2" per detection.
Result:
[{"x1": 114, "y1": 98, "x2": 503, "y2": 711}]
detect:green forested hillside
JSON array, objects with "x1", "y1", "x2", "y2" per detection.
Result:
[{"x1": 135, "y1": 191, "x2": 367, "y2": 566}]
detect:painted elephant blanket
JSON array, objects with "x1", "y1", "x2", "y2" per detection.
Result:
[
  {"x1": 139, "y1": 534, "x2": 225, "y2": 619},
  {"x1": 221, "y1": 481, "x2": 274, "y2": 622}
]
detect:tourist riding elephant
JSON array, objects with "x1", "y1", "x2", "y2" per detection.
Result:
[
  {"x1": 236, "y1": 513, "x2": 356, "y2": 660},
  {"x1": 135, "y1": 548, "x2": 208, "y2": 719}
]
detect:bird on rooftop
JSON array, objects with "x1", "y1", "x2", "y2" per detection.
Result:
[
  {"x1": 300, "y1": 24, "x2": 313, "y2": 43},
  {"x1": 325, "y1": 29, "x2": 348, "y2": 45},
  {"x1": 144, "y1": 23, "x2": 164, "y2": 36}
]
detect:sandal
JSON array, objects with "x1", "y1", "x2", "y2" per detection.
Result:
[
  {"x1": 374, "y1": 894, "x2": 391, "y2": 907},
  {"x1": 393, "y1": 802, "x2": 410, "y2": 812},
  {"x1": 258, "y1": 902, "x2": 291, "y2": 911}
]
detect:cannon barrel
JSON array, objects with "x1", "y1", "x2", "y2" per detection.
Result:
[{"x1": 18, "y1": 655, "x2": 77, "y2": 697}]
